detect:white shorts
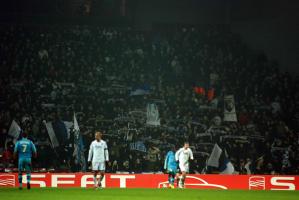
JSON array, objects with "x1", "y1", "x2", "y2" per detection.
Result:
[
  {"x1": 179, "y1": 163, "x2": 189, "y2": 173},
  {"x1": 92, "y1": 162, "x2": 106, "y2": 171}
]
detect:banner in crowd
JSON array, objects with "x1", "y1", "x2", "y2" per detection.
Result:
[
  {"x1": 194, "y1": 86, "x2": 205, "y2": 95},
  {"x1": 130, "y1": 141, "x2": 147, "y2": 152},
  {"x1": 130, "y1": 89, "x2": 150, "y2": 96},
  {"x1": 130, "y1": 85, "x2": 150, "y2": 96},
  {"x1": 146, "y1": 103, "x2": 160, "y2": 126},
  {"x1": 0, "y1": 173, "x2": 298, "y2": 190},
  {"x1": 223, "y1": 95, "x2": 237, "y2": 122},
  {"x1": 8, "y1": 120, "x2": 21, "y2": 143}
]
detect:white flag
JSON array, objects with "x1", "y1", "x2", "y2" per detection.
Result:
[
  {"x1": 223, "y1": 95, "x2": 237, "y2": 122},
  {"x1": 207, "y1": 144, "x2": 235, "y2": 174},
  {"x1": 146, "y1": 103, "x2": 160, "y2": 126},
  {"x1": 73, "y1": 113, "x2": 80, "y2": 132},
  {"x1": 73, "y1": 112, "x2": 86, "y2": 171},
  {"x1": 207, "y1": 144, "x2": 223, "y2": 167},
  {"x1": 130, "y1": 141, "x2": 147, "y2": 152},
  {"x1": 44, "y1": 121, "x2": 59, "y2": 148},
  {"x1": 63, "y1": 121, "x2": 73, "y2": 139},
  {"x1": 8, "y1": 120, "x2": 21, "y2": 143}
]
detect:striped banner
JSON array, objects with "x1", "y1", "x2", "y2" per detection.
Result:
[{"x1": 0, "y1": 175, "x2": 15, "y2": 186}]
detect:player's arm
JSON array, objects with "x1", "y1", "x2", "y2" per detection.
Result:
[
  {"x1": 31, "y1": 141, "x2": 37, "y2": 158},
  {"x1": 164, "y1": 152, "x2": 169, "y2": 170},
  {"x1": 190, "y1": 149, "x2": 194, "y2": 160},
  {"x1": 13, "y1": 142, "x2": 19, "y2": 160},
  {"x1": 189, "y1": 149, "x2": 194, "y2": 161},
  {"x1": 104, "y1": 142, "x2": 109, "y2": 162},
  {"x1": 175, "y1": 148, "x2": 182, "y2": 162}
]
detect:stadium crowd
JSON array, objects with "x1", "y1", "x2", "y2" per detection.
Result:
[{"x1": 0, "y1": 25, "x2": 298, "y2": 175}]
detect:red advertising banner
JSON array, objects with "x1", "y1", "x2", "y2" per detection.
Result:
[{"x1": 0, "y1": 173, "x2": 298, "y2": 190}]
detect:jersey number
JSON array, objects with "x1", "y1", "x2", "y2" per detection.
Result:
[{"x1": 22, "y1": 144, "x2": 27, "y2": 152}]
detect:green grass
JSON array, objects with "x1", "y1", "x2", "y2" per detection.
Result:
[{"x1": 0, "y1": 188, "x2": 298, "y2": 200}]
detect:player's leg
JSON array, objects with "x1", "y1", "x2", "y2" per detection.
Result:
[
  {"x1": 25, "y1": 158, "x2": 32, "y2": 190},
  {"x1": 181, "y1": 164, "x2": 189, "y2": 188},
  {"x1": 18, "y1": 171, "x2": 23, "y2": 190},
  {"x1": 98, "y1": 171, "x2": 105, "y2": 188},
  {"x1": 181, "y1": 171, "x2": 186, "y2": 188},
  {"x1": 178, "y1": 163, "x2": 186, "y2": 188},
  {"x1": 168, "y1": 173, "x2": 172, "y2": 185},
  {"x1": 166, "y1": 168, "x2": 171, "y2": 186},
  {"x1": 169, "y1": 171, "x2": 175, "y2": 188},
  {"x1": 98, "y1": 162, "x2": 106, "y2": 188},
  {"x1": 175, "y1": 171, "x2": 181, "y2": 188},
  {"x1": 18, "y1": 159, "x2": 24, "y2": 190},
  {"x1": 93, "y1": 171, "x2": 98, "y2": 188},
  {"x1": 92, "y1": 162, "x2": 99, "y2": 188},
  {"x1": 167, "y1": 168, "x2": 175, "y2": 188}
]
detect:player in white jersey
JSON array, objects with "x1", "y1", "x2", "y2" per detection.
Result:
[
  {"x1": 88, "y1": 131, "x2": 109, "y2": 189},
  {"x1": 175, "y1": 142, "x2": 193, "y2": 188}
]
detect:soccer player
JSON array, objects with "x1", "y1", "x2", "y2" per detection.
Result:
[
  {"x1": 164, "y1": 147, "x2": 178, "y2": 189},
  {"x1": 175, "y1": 142, "x2": 193, "y2": 188},
  {"x1": 88, "y1": 131, "x2": 109, "y2": 189},
  {"x1": 13, "y1": 132, "x2": 37, "y2": 190}
]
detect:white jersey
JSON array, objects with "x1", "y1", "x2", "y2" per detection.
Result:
[
  {"x1": 175, "y1": 147, "x2": 194, "y2": 165},
  {"x1": 88, "y1": 139, "x2": 109, "y2": 163}
]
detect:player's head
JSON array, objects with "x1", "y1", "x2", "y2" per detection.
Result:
[
  {"x1": 22, "y1": 131, "x2": 28, "y2": 138},
  {"x1": 171, "y1": 146, "x2": 176, "y2": 152},
  {"x1": 184, "y1": 142, "x2": 189, "y2": 149},
  {"x1": 95, "y1": 131, "x2": 102, "y2": 140}
]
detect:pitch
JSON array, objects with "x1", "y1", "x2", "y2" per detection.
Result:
[{"x1": 0, "y1": 188, "x2": 298, "y2": 200}]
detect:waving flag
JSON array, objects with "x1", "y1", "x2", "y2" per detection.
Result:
[
  {"x1": 8, "y1": 120, "x2": 21, "y2": 143},
  {"x1": 73, "y1": 113, "x2": 86, "y2": 172},
  {"x1": 146, "y1": 103, "x2": 160, "y2": 126},
  {"x1": 44, "y1": 120, "x2": 73, "y2": 148},
  {"x1": 130, "y1": 141, "x2": 147, "y2": 153},
  {"x1": 44, "y1": 121, "x2": 59, "y2": 148},
  {"x1": 206, "y1": 144, "x2": 234, "y2": 174}
]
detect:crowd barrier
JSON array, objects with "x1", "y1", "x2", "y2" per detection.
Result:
[{"x1": 0, "y1": 173, "x2": 298, "y2": 190}]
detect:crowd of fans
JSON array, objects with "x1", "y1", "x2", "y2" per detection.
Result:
[{"x1": 0, "y1": 25, "x2": 298, "y2": 174}]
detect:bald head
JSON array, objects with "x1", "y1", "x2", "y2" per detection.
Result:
[{"x1": 95, "y1": 131, "x2": 102, "y2": 141}]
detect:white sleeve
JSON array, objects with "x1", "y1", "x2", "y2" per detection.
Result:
[
  {"x1": 189, "y1": 149, "x2": 194, "y2": 160},
  {"x1": 88, "y1": 142, "x2": 93, "y2": 162},
  {"x1": 175, "y1": 148, "x2": 182, "y2": 161},
  {"x1": 104, "y1": 142, "x2": 109, "y2": 161}
]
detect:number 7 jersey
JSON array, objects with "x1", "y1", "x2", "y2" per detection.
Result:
[{"x1": 14, "y1": 138, "x2": 37, "y2": 159}]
